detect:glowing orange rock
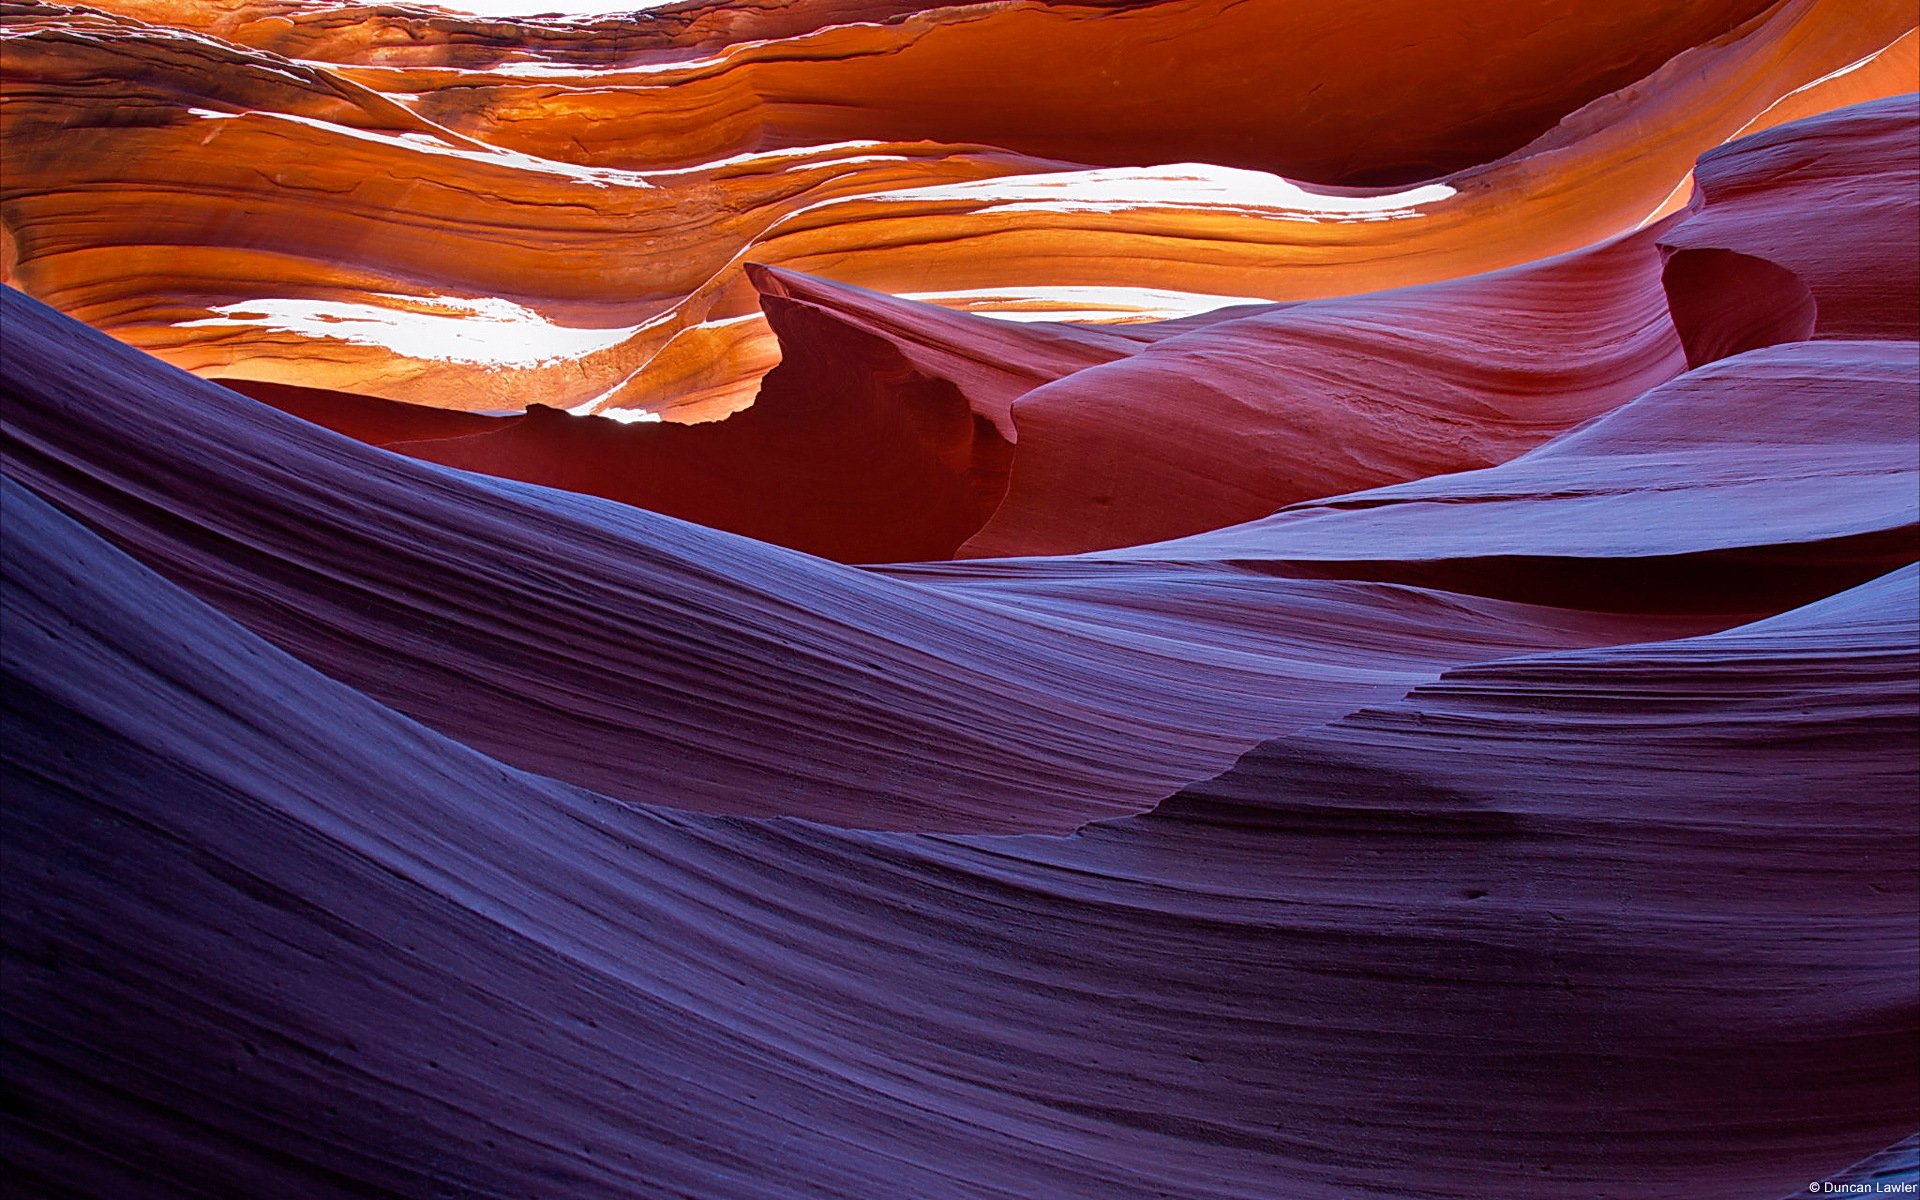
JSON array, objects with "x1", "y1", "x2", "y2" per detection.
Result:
[{"x1": 1, "y1": 0, "x2": 1911, "y2": 420}]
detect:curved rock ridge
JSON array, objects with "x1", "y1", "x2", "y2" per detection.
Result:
[
  {"x1": 1095, "y1": 340, "x2": 1920, "y2": 606},
  {"x1": 75, "y1": 0, "x2": 1012, "y2": 68},
  {"x1": 0, "y1": 285, "x2": 1726, "y2": 832},
  {"x1": 357, "y1": 265, "x2": 1152, "y2": 561},
  {"x1": 0, "y1": 0, "x2": 1912, "y2": 418},
  {"x1": 148, "y1": 95, "x2": 1920, "y2": 566},
  {"x1": 959, "y1": 224, "x2": 1688, "y2": 557},
  {"x1": 4, "y1": 472, "x2": 1914, "y2": 1200},
  {"x1": 49, "y1": 0, "x2": 1789, "y2": 177},
  {"x1": 1114, "y1": 563, "x2": 1920, "y2": 1195},
  {"x1": 3, "y1": 3, "x2": 1918, "y2": 1198},
  {"x1": 230, "y1": 265, "x2": 1267, "y2": 560},
  {"x1": 1659, "y1": 92, "x2": 1920, "y2": 352}
]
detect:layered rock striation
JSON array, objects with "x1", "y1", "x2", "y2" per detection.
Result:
[{"x1": 2, "y1": 2, "x2": 1916, "y2": 1197}]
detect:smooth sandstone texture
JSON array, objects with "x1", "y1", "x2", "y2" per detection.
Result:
[
  {"x1": 1104, "y1": 341, "x2": 1920, "y2": 571},
  {"x1": 1, "y1": 287, "x2": 1731, "y2": 832},
  {"x1": 960, "y1": 227, "x2": 1689, "y2": 556},
  {"x1": 41, "y1": 0, "x2": 1791, "y2": 177},
  {"x1": 4, "y1": 368, "x2": 1915, "y2": 1200},
  {"x1": 1, "y1": 0, "x2": 1913, "y2": 421},
  {"x1": 1659, "y1": 92, "x2": 1920, "y2": 350},
  {"x1": 204, "y1": 97, "x2": 1920, "y2": 565},
  {"x1": 1, "y1": 2, "x2": 1917, "y2": 1198}
]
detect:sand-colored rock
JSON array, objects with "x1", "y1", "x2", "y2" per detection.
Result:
[
  {"x1": 1, "y1": 0, "x2": 1911, "y2": 418},
  {"x1": 2, "y1": 5, "x2": 1916, "y2": 1197}
]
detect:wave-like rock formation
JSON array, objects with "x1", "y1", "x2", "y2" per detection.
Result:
[
  {"x1": 3, "y1": 0, "x2": 1915, "y2": 422},
  {"x1": 8, "y1": 287, "x2": 1736, "y2": 831},
  {"x1": 1658, "y1": 93, "x2": 1920, "y2": 357},
  {"x1": 2, "y1": 0, "x2": 1917, "y2": 1197}
]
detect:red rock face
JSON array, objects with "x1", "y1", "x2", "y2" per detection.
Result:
[{"x1": 1, "y1": 3, "x2": 1916, "y2": 1199}]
